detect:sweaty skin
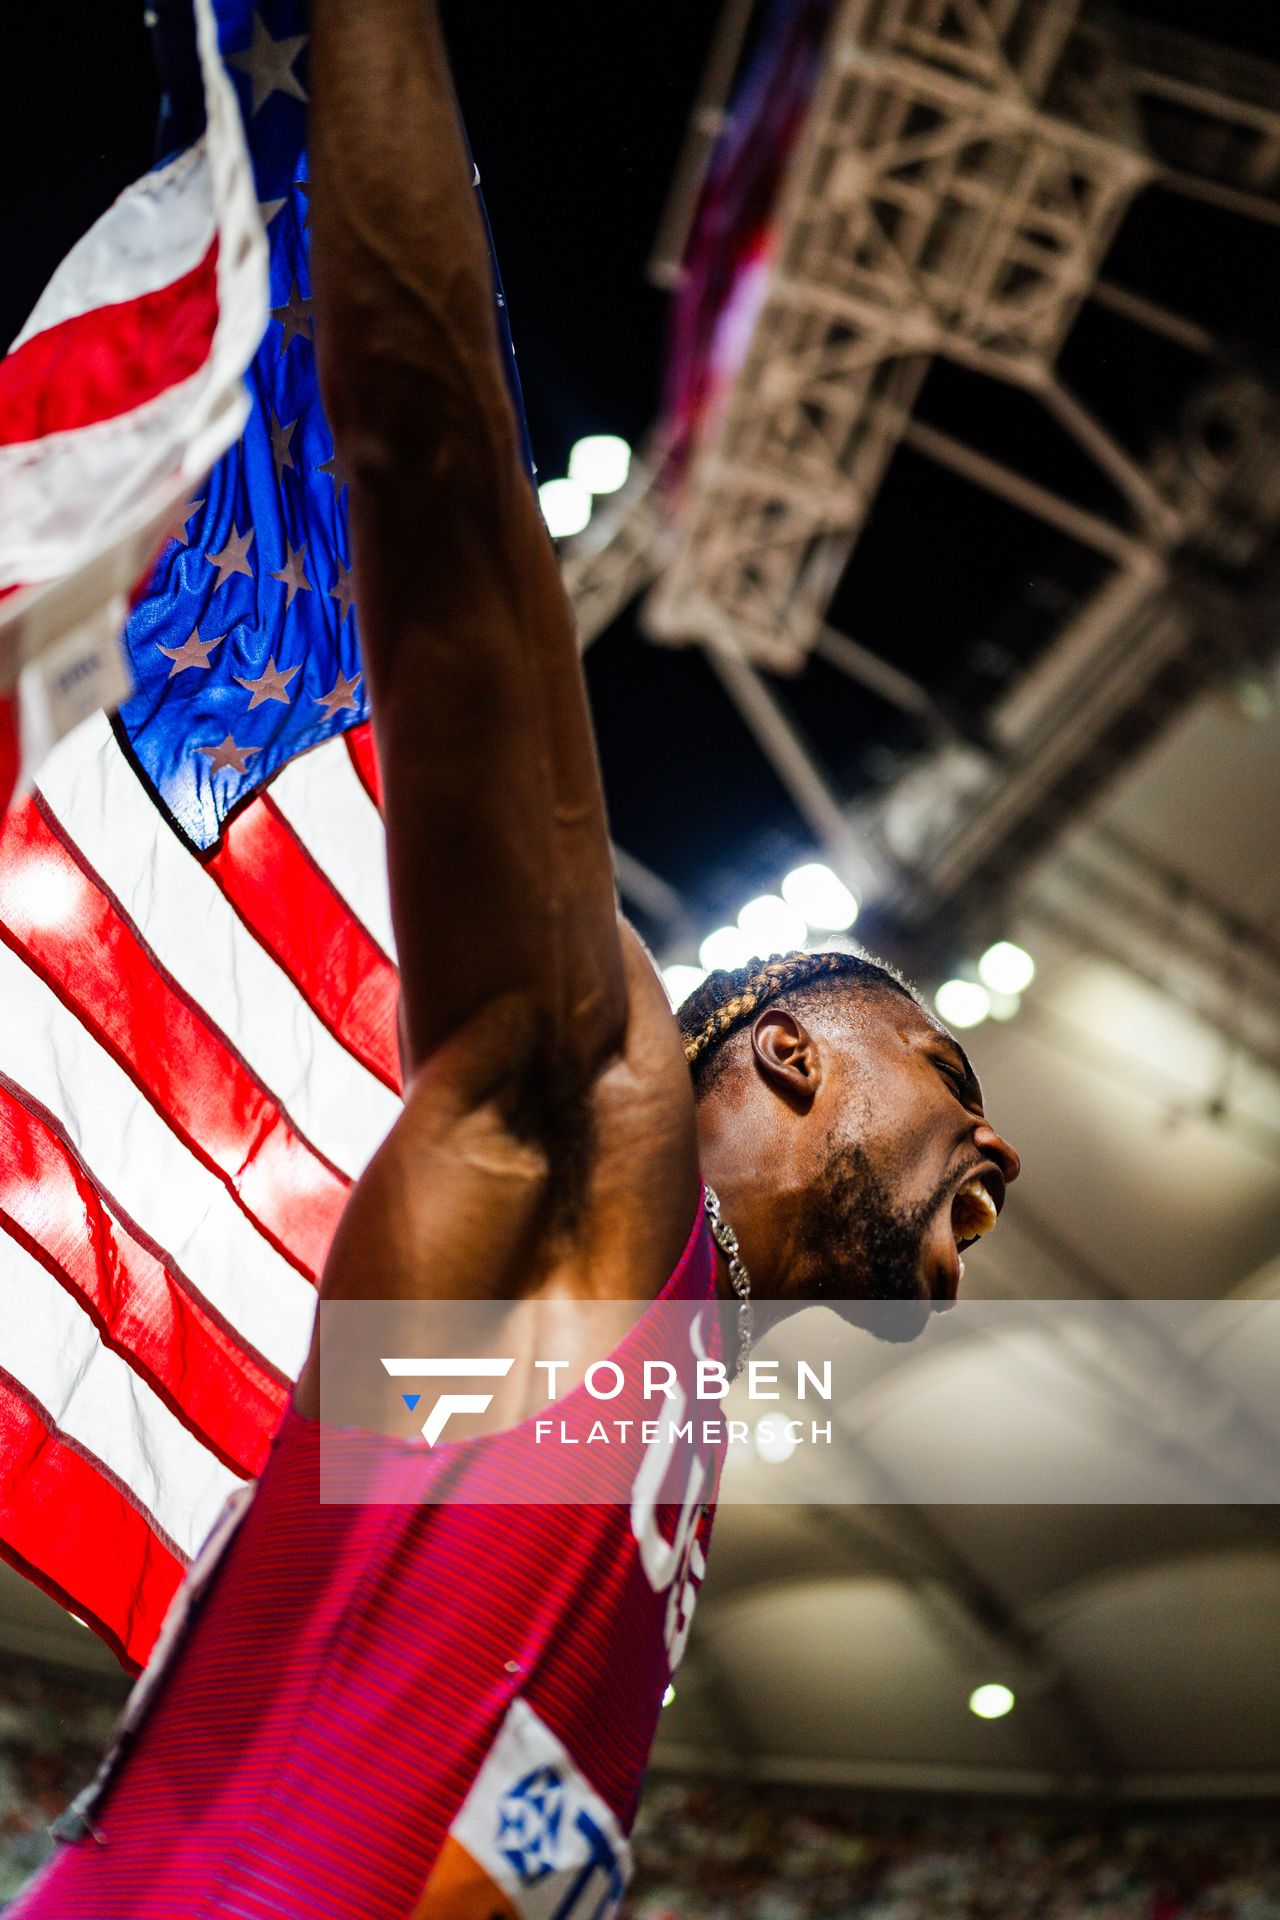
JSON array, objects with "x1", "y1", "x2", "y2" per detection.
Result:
[{"x1": 295, "y1": 0, "x2": 1019, "y2": 1422}]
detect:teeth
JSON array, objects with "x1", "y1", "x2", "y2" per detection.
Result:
[{"x1": 952, "y1": 1176, "x2": 998, "y2": 1246}]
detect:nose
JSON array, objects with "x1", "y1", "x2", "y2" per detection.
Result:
[{"x1": 975, "y1": 1118, "x2": 1020, "y2": 1188}]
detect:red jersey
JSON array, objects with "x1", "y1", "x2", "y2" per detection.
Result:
[{"x1": 11, "y1": 1197, "x2": 723, "y2": 1919}]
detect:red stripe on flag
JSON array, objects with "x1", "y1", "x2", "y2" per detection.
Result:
[
  {"x1": 0, "y1": 241, "x2": 220, "y2": 445},
  {"x1": 346, "y1": 722, "x2": 384, "y2": 811},
  {"x1": 0, "y1": 796, "x2": 347, "y2": 1279},
  {"x1": 209, "y1": 791, "x2": 402, "y2": 1094},
  {"x1": 0, "y1": 1075, "x2": 285, "y2": 1478},
  {"x1": 0, "y1": 694, "x2": 17, "y2": 822},
  {"x1": 0, "y1": 1368, "x2": 185, "y2": 1671}
]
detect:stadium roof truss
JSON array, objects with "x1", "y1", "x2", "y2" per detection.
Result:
[{"x1": 565, "y1": 0, "x2": 1280, "y2": 1086}]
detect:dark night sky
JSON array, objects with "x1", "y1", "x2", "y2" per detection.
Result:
[
  {"x1": 0, "y1": 2, "x2": 723, "y2": 462},
  {"x1": 2, "y1": 1, "x2": 1277, "y2": 940}
]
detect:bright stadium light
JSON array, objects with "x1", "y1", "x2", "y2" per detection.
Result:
[
  {"x1": 978, "y1": 940, "x2": 1035, "y2": 996},
  {"x1": 568, "y1": 433, "x2": 632, "y2": 495},
  {"x1": 969, "y1": 1682, "x2": 1015, "y2": 1720},
  {"x1": 755, "y1": 1416, "x2": 798, "y2": 1465},
  {"x1": 781, "y1": 862, "x2": 858, "y2": 931},
  {"x1": 699, "y1": 924, "x2": 756, "y2": 973},
  {"x1": 737, "y1": 893, "x2": 807, "y2": 954},
  {"x1": 538, "y1": 477, "x2": 592, "y2": 538},
  {"x1": 935, "y1": 979, "x2": 991, "y2": 1029},
  {"x1": 986, "y1": 990, "x2": 1021, "y2": 1022},
  {"x1": 662, "y1": 963, "x2": 707, "y2": 1007}
]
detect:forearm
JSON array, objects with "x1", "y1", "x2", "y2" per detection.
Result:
[
  {"x1": 309, "y1": 0, "x2": 521, "y2": 537},
  {"x1": 308, "y1": 0, "x2": 628, "y2": 1082}
]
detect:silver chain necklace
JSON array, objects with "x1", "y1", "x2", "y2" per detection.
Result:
[{"x1": 703, "y1": 1185, "x2": 753, "y2": 1381}]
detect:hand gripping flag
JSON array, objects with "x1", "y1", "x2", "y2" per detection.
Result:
[{"x1": 0, "y1": 0, "x2": 530, "y2": 1670}]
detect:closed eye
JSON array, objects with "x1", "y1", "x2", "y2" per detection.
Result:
[{"x1": 935, "y1": 1053, "x2": 983, "y2": 1111}]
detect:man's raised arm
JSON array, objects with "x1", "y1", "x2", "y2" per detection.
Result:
[{"x1": 310, "y1": 0, "x2": 627, "y2": 1086}]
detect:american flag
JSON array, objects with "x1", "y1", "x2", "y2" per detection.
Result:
[{"x1": 0, "y1": 0, "x2": 529, "y2": 1671}]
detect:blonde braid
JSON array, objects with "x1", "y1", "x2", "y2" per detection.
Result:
[{"x1": 680, "y1": 949, "x2": 859, "y2": 1071}]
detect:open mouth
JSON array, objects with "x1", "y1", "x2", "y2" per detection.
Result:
[{"x1": 950, "y1": 1174, "x2": 1000, "y2": 1256}]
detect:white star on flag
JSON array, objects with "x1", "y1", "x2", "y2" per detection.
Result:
[{"x1": 227, "y1": 11, "x2": 308, "y2": 116}]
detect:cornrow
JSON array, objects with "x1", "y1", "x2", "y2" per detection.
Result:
[{"x1": 677, "y1": 947, "x2": 917, "y2": 1093}]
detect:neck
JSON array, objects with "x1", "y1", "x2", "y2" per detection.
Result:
[{"x1": 696, "y1": 1115, "x2": 801, "y2": 1320}]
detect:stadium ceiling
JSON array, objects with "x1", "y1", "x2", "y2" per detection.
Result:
[{"x1": 571, "y1": 0, "x2": 1280, "y2": 964}]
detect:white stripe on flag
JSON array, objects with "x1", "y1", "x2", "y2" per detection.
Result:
[
  {"x1": 0, "y1": 0, "x2": 266, "y2": 599},
  {"x1": 0, "y1": 939, "x2": 316, "y2": 1380},
  {"x1": 0, "y1": 370, "x2": 228, "y2": 598},
  {"x1": 271, "y1": 739, "x2": 398, "y2": 963},
  {"x1": 10, "y1": 141, "x2": 216, "y2": 352},
  {"x1": 36, "y1": 714, "x2": 399, "y2": 1181},
  {"x1": 0, "y1": 1228, "x2": 243, "y2": 1559}
]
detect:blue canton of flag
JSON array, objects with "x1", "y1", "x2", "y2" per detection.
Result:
[{"x1": 119, "y1": 0, "x2": 531, "y2": 854}]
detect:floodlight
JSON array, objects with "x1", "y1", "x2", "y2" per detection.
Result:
[
  {"x1": 935, "y1": 979, "x2": 991, "y2": 1029},
  {"x1": 737, "y1": 893, "x2": 807, "y2": 954},
  {"x1": 538, "y1": 477, "x2": 592, "y2": 538},
  {"x1": 781, "y1": 862, "x2": 858, "y2": 931},
  {"x1": 568, "y1": 433, "x2": 632, "y2": 495},
  {"x1": 978, "y1": 941, "x2": 1035, "y2": 996}
]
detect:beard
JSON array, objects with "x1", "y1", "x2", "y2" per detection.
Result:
[{"x1": 796, "y1": 1141, "x2": 953, "y2": 1342}]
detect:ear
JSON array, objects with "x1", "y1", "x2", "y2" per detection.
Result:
[{"x1": 750, "y1": 1007, "x2": 822, "y2": 1107}]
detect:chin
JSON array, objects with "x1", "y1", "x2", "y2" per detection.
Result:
[{"x1": 828, "y1": 1288, "x2": 935, "y2": 1344}]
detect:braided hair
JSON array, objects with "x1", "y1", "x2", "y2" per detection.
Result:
[{"x1": 677, "y1": 948, "x2": 917, "y2": 1095}]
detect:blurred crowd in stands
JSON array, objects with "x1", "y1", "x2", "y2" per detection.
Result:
[
  {"x1": 0, "y1": 1664, "x2": 120, "y2": 1904},
  {"x1": 2, "y1": 1662, "x2": 1279, "y2": 1916},
  {"x1": 625, "y1": 1780, "x2": 1280, "y2": 1920}
]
